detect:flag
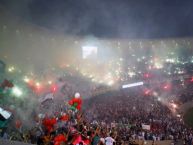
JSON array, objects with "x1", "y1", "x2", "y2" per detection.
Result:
[
  {"x1": 0, "y1": 107, "x2": 12, "y2": 128},
  {"x1": 0, "y1": 107, "x2": 12, "y2": 121}
]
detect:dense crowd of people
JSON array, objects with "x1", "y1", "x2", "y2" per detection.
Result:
[
  {"x1": 1, "y1": 56, "x2": 193, "y2": 145},
  {"x1": 0, "y1": 87, "x2": 192, "y2": 145},
  {"x1": 1, "y1": 3, "x2": 193, "y2": 144},
  {"x1": 85, "y1": 90, "x2": 193, "y2": 143}
]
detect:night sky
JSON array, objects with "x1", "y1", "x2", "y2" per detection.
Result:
[{"x1": 0, "y1": 0, "x2": 193, "y2": 39}]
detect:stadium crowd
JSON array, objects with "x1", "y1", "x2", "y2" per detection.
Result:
[
  {"x1": 1, "y1": 54, "x2": 193, "y2": 145},
  {"x1": 0, "y1": 87, "x2": 193, "y2": 145}
]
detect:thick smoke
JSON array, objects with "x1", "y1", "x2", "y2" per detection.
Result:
[
  {"x1": 0, "y1": 0, "x2": 193, "y2": 129},
  {"x1": 1, "y1": 0, "x2": 193, "y2": 39}
]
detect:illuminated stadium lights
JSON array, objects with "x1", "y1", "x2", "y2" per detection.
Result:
[{"x1": 122, "y1": 82, "x2": 144, "y2": 89}]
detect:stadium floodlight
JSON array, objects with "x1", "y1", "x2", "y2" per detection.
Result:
[{"x1": 122, "y1": 82, "x2": 144, "y2": 89}]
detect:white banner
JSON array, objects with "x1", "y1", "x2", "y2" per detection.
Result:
[
  {"x1": 0, "y1": 107, "x2": 12, "y2": 119},
  {"x1": 142, "y1": 124, "x2": 151, "y2": 130}
]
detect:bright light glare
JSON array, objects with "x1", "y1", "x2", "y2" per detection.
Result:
[
  {"x1": 128, "y1": 71, "x2": 135, "y2": 78},
  {"x1": 24, "y1": 76, "x2": 30, "y2": 83},
  {"x1": 171, "y1": 103, "x2": 177, "y2": 109},
  {"x1": 82, "y1": 46, "x2": 98, "y2": 59},
  {"x1": 108, "y1": 80, "x2": 114, "y2": 86},
  {"x1": 12, "y1": 86, "x2": 23, "y2": 97},
  {"x1": 177, "y1": 114, "x2": 181, "y2": 118},
  {"x1": 122, "y1": 82, "x2": 143, "y2": 89},
  {"x1": 36, "y1": 82, "x2": 40, "y2": 87},
  {"x1": 154, "y1": 62, "x2": 163, "y2": 69},
  {"x1": 8, "y1": 66, "x2": 15, "y2": 72},
  {"x1": 48, "y1": 81, "x2": 52, "y2": 85}
]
